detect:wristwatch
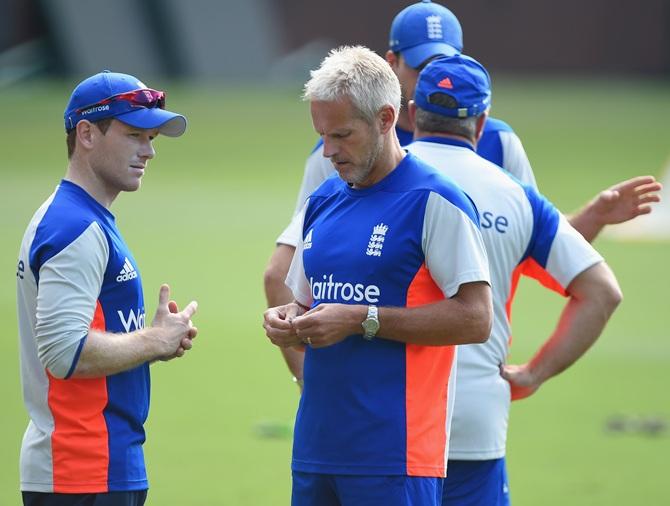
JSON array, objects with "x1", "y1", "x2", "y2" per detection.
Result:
[{"x1": 361, "y1": 305, "x2": 380, "y2": 340}]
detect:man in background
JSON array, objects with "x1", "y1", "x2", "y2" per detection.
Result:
[
  {"x1": 407, "y1": 53, "x2": 622, "y2": 504},
  {"x1": 264, "y1": 0, "x2": 660, "y2": 395}
]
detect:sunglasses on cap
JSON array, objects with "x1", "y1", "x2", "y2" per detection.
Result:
[
  {"x1": 75, "y1": 88, "x2": 166, "y2": 114},
  {"x1": 67, "y1": 88, "x2": 166, "y2": 131}
]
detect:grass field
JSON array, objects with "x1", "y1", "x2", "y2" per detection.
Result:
[{"x1": 1, "y1": 76, "x2": 669, "y2": 505}]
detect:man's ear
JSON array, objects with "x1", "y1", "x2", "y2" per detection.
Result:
[
  {"x1": 378, "y1": 105, "x2": 397, "y2": 135},
  {"x1": 76, "y1": 120, "x2": 96, "y2": 151},
  {"x1": 475, "y1": 111, "x2": 489, "y2": 142},
  {"x1": 385, "y1": 50, "x2": 398, "y2": 68}
]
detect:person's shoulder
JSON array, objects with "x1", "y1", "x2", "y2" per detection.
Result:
[
  {"x1": 405, "y1": 154, "x2": 475, "y2": 208},
  {"x1": 32, "y1": 183, "x2": 109, "y2": 258},
  {"x1": 308, "y1": 172, "x2": 344, "y2": 199},
  {"x1": 483, "y1": 116, "x2": 514, "y2": 134}
]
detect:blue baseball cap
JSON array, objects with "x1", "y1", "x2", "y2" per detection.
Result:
[
  {"x1": 389, "y1": 0, "x2": 463, "y2": 69},
  {"x1": 64, "y1": 70, "x2": 187, "y2": 136},
  {"x1": 414, "y1": 54, "x2": 491, "y2": 118}
]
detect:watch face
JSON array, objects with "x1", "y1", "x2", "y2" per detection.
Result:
[{"x1": 362, "y1": 318, "x2": 380, "y2": 335}]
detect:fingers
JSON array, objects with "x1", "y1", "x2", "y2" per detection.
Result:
[
  {"x1": 634, "y1": 185, "x2": 663, "y2": 204},
  {"x1": 156, "y1": 284, "x2": 170, "y2": 312},
  {"x1": 168, "y1": 300, "x2": 179, "y2": 314},
  {"x1": 264, "y1": 310, "x2": 293, "y2": 333},
  {"x1": 188, "y1": 326, "x2": 198, "y2": 339},
  {"x1": 285, "y1": 303, "x2": 303, "y2": 320},
  {"x1": 612, "y1": 175, "x2": 657, "y2": 193},
  {"x1": 181, "y1": 300, "x2": 198, "y2": 319}
]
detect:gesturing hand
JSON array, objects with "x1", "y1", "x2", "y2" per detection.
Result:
[
  {"x1": 263, "y1": 302, "x2": 304, "y2": 348},
  {"x1": 591, "y1": 175, "x2": 662, "y2": 226},
  {"x1": 152, "y1": 284, "x2": 198, "y2": 360}
]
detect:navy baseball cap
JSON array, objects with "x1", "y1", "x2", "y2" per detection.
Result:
[
  {"x1": 389, "y1": 0, "x2": 463, "y2": 69},
  {"x1": 64, "y1": 70, "x2": 187, "y2": 136},
  {"x1": 414, "y1": 54, "x2": 491, "y2": 118}
]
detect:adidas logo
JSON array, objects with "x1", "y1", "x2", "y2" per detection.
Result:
[
  {"x1": 366, "y1": 223, "x2": 389, "y2": 257},
  {"x1": 304, "y1": 228, "x2": 313, "y2": 250},
  {"x1": 438, "y1": 76, "x2": 453, "y2": 89},
  {"x1": 116, "y1": 257, "x2": 138, "y2": 283}
]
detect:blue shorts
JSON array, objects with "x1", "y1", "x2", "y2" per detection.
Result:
[
  {"x1": 22, "y1": 491, "x2": 147, "y2": 506},
  {"x1": 443, "y1": 458, "x2": 510, "y2": 506},
  {"x1": 292, "y1": 471, "x2": 443, "y2": 506}
]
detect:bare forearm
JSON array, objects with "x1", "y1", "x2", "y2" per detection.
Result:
[
  {"x1": 264, "y1": 245, "x2": 296, "y2": 307},
  {"x1": 528, "y1": 272, "x2": 621, "y2": 384},
  {"x1": 280, "y1": 347, "x2": 305, "y2": 379},
  {"x1": 72, "y1": 327, "x2": 166, "y2": 377},
  {"x1": 379, "y1": 288, "x2": 491, "y2": 345},
  {"x1": 568, "y1": 204, "x2": 602, "y2": 243}
]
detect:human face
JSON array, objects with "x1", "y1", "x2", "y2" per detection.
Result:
[
  {"x1": 88, "y1": 119, "x2": 157, "y2": 198},
  {"x1": 310, "y1": 98, "x2": 384, "y2": 188},
  {"x1": 388, "y1": 53, "x2": 421, "y2": 109}
]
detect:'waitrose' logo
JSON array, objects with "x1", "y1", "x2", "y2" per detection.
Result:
[{"x1": 310, "y1": 274, "x2": 380, "y2": 303}]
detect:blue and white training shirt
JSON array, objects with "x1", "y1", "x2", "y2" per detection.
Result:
[
  {"x1": 286, "y1": 152, "x2": 490, "y2": 477},
  {"x1": 16, "y1": 180, "x2": 149, "y2": 493}
]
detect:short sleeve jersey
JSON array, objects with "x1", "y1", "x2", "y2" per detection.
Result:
[
  {"x1": 16, "y1": 180, "x2": 149, "y2": 493},
  {"x1": 285, "y1": 153, "x2": 490, "y2": 477},
  {"x1": 407, "y1": 138, "x2": 602, "y2": 460},
  {"x1": 277, "y1": 119, "x2": 535, "y2": 247}
]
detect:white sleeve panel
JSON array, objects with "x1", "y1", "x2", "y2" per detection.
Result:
[
  {"x1": 285, "y1": 200, "x2": 312, "y2": 307},
  {"x1": 500, "y1": 131, "x2": 538, "y2": 190},
  {"x1": 291, "y1": 145, "x2": 335, "y2": 217},
  {"x1": 35, "y1": 222, "x2": 108, "y2": 378},
  {"x1": 276, "y1": 207, "x2": 304, "y2": 247},
  {"x1": 546, "y1": 214, "x2": 604, "y2": 288},
  {"x1": 422, "y1": 192, "x2": 491, "y2": 298}
]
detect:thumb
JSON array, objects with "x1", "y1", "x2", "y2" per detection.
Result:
[
  {"x1": 599, "y1": 189, "x2": 619, "y2": 203},
  {"x1": 499, "y1": 363, "x2": 517, "y2": 381}
]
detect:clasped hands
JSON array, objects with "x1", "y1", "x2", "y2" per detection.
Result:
[{"x1": 263, "y1": 302, "x2": 363, "y2": 349}]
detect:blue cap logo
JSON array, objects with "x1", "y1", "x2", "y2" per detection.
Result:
[
  {"x1": 414, "y1": 54, "x2": 492, "y2": 118},
  {"x1": 389, "y1": 1, "x2": 463, "y2": 69}
]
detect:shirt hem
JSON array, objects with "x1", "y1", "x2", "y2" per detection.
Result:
[
  {"x1": 448, "y1": 448, "x2": 505, "y2": 460},
  {"x1": 21, "y1": 480, "x2": 149, "y2": 494},
  {"x1": 292, "y1": 461, "x2": 443, "y2": 477}
]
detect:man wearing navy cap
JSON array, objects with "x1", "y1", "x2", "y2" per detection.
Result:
[
  {"x1": 263, "y1": 0, "x2": 660, "y2": 390},
  {"x1": 16, "y1": 71, "x2": 198, "y2": 506},
  {"x1": 407, "y1": 53, "x2": 622, "y2": 505}
]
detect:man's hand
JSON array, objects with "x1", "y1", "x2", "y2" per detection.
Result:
[
  {"x1": 264, "y1": 302, "x2": 305, "y2": 348},
  {"x1": 500, "y1": 363, "x2": 540, "y2": 401},
  {"x1": 159, "y1": 296, "x2": 198, "y2": 361},
  {"x1": 151, "y1": 284, "x2": 198, "y2": 359},
  {"x1": 291, "y1": 304, "x2": 365, "y2": 349},
  {"x1": 589, "y1": 175, "x2": 661, "y2": 225},
  {"x1": 570, "y1": 175, "x2": 662, "y2": 242}
]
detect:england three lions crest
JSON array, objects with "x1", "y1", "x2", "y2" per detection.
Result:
[{"x1": 366, "y1": 223, "x2": 389, "y2": 257}]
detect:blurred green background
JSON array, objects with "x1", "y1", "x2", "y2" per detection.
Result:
[{"x1": 1, "y1": 77, "x2": 669, "y2": 505}]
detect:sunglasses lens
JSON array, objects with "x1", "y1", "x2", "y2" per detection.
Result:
[{"x1": 129, "y1": 90, "x2": 165, "y2": 109}]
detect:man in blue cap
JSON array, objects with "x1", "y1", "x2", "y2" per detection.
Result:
[
  {"x1": 406, "y1": 53, "x2": 623, "y2": 505},
  {"x1": 263, "y1": 0, "x2": 660, "y2": 383},
  {"x1": 16, "y1": 70, "x2": 198, "y2": 506}
]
